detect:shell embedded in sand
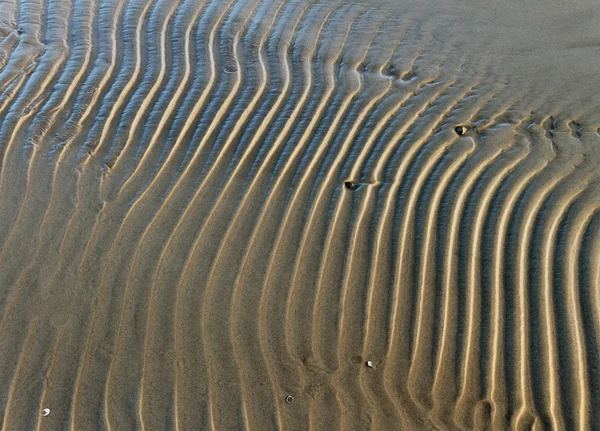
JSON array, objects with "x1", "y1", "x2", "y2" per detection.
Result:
[{"x1": 454, "y1": 125, "x2": 468, "y2": 136}]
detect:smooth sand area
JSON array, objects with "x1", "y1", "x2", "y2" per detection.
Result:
[{"x1": 0, "y1": 0, "x2": 599, "y2": 429}]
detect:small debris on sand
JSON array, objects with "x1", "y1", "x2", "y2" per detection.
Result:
[{"x1": 454, "y1": 125, "x2": 468, "y2": 136}]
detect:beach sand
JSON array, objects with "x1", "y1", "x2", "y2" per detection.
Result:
[{"x1": 0, "y1": 0, "x2": 599, "y2": 429}]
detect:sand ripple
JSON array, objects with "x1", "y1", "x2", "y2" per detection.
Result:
[{"x1": 0, "y1": 0, "x2": 598, "y2": 429}]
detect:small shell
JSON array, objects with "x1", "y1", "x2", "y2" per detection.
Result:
[
  {"x1": 344, "y1": 181, "x2": 358, "y2": 190},
  {"x1": 366, "y1": 361, "x2": 375, "y2": 368},
  {"x1": 454, "y1": 125, "x2": 468, "y2": 136},
  {"x1": 285, "y1": 395, "x2": 294, "y2": 403},
  {"x1": 42, "y1": 408, "x2": 51, "y2": 417}
]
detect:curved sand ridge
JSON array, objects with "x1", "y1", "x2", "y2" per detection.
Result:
[{"x1": 0, "y1": 0, "x2": 599, "y2": 429}]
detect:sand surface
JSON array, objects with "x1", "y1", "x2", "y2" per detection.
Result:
[{"x1": 0, "y1": 0, "x2": 599, "y2": 429}]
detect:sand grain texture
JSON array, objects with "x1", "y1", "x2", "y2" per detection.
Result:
[{"x1": 0, "y1": 0, "x2": 599, "y2": 429}]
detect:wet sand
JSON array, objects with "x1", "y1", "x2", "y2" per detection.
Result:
[{"x1": 0, "y1": 0, "x2": 599, "y2": 429}]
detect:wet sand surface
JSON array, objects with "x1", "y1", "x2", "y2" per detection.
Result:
[{"x1": 0, "y1": 0, "x2": 599, "y2": 429}]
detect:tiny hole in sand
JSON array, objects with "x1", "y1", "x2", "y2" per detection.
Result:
[
  {"x1": 17, "y1": 27, "x2": 24, "y2": 35},
  {"x1": 285, "y1": 395, "x2": 294, "y2": 403},
  {"x1": 42, "y1": 408, "x2": 50, "y2": 417},
  {"x1": 454, "y1": 125, "x2": 468, "y2": 136}
]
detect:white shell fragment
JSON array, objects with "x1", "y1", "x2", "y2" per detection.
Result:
[
  {"x1": 366, "y1": 361, "x2": 375, "y2": 368},
  {"x1": 42, "y1": 408, "x2": 51, "y2": 417}
]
